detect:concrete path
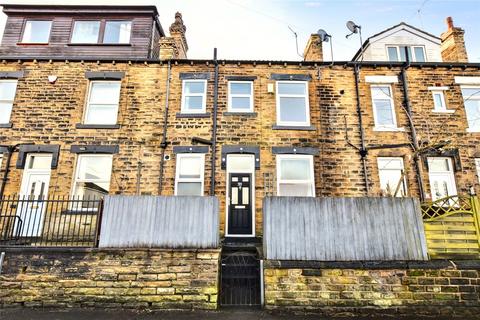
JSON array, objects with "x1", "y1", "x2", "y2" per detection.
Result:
[{"x1": 0, "y1": 308, "x2": 469, "y2": 320}]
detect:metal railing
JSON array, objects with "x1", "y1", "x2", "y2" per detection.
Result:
[{"x1": 0, "y1": 195, "x2": 103, "y2": 247}]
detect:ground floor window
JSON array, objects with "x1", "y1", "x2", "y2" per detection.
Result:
[
  {"x1": 175, "y1": 153, "x2": 205, "y2": 196},
  {"x1": 276, "y1": 154, "x2": 315, "y2": 197},
  {"x1": 427, "y1": 157, "x2": 457, "y2": 200},
  {"x1": 377, "y1": 157, "x2": 407, "y2": 196},
  {"x1": 72, "y1": 154, "x2": 113, "y2": 199}
]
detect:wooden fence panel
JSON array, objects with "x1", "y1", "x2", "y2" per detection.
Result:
[
  {"x1": 263, "y1": 197, "x2": 428, "y2": 261},
  {"x1": 99, "y1": 195, "x2": 219, "y2": 249}
]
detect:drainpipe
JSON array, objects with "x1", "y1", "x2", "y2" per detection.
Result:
[
  {"x1": 158, "y1": 61, "x2": 172, "y2": 195},
  {"x1": 401, "y1": 48, "x2": 425, "y2": 201},
  {"x1": 0, "y1": 252, "x2": 5, "y2": 274},
  {"x1": 210, "y1": 48, "x2": 219, "y2": 196},
  {"x1": 353, "y1": 64, "x2": 370, "y2": 195},
  {"x1": 0, "y1": 143, "x2": 27, "y2": 199}
]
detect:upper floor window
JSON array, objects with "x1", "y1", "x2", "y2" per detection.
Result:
[
  {"x1": 181, "y1": 80, "x2": 207, "y2": 114},
  {"x1": 71, "y1": 20, "x2": 132, "y2": 44},
  {"x1": 460, "y1": 87, "x2": 480, "y2": 132},
  {"x1": 276, "y1": 154, "x2": 315, "y2": 197},
  {"x1": 72, "y1": 154, "x2": 113, "y2": 201},
  {"x1": 84, "y1": 81, "x2": 121, "y2": 125},
  {"x1": 175, "y1": 153, "x2": 205, "y2": 196},
  {"x1": 387, "y1": 45, "x2": 426, "y2": 62},
  {"x1": 21, "y1": 20, "x2": 52, "y2": 43},
  {"x1": 0, "y1": 80, "x2": 18, "y2": 124},
  {"x1": 276, "y1": 81, "x2": 310, "y2": 126},
  {"x1": 377, "y1": 157, "x2": 407, "y2": 197},
  {"x1": 228, "y1": 81, "x2": 253, "y2": 112},
  {"x1": 371, "y1": 85, "x2": 398, "y2": 130}
]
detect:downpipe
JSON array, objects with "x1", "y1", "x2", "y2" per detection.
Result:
[
  {"x1": 210, "y1": 48, "x2": 219, "y2": 196},
  {"x1": 0, "y1": 252, "x2": 5, "y2": 274},
  {"x1": 158, "y1": 60, "x2": 172, "y2": 195}
]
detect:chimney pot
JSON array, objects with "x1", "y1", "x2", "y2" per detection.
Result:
[{"x1": 446, "y1": 16, "x2": 454, "y2": 30}]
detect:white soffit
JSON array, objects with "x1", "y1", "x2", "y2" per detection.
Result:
[{"x1": 365, "y1": 75, "x2": 399, "y2": 83}]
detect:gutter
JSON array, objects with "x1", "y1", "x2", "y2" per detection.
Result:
[
  {"x1": 210, "y1": 48, "x2": 219, "y2": 196},
  {"x1": 158, "y1": 61, "x2": 172, "y2": 195}
]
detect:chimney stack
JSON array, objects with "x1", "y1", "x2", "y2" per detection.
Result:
[
  {"x1": 440, "y1": 17, "x2": 468, "y2": 62},
  {"x1": 303, "y1": 34, "x2": 323, "y2": 61},
  {"x1": 160, "y1": 12, "x2": 188, "y2": 60}
]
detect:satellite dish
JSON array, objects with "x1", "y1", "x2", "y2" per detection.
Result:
[
  {"x1": 316, "y1": 29, "x2": 330, "y2": 42},
  {"x1": 346, "y1": 21, "x2": 359, "y2": 33}
]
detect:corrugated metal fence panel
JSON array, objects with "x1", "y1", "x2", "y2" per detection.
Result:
[
  {"x1": 263, "y1": 197, "x2": 428, "y2": 261},
  {"x1": 99, "y1": 195, "x2": 219, "y2": 248}
]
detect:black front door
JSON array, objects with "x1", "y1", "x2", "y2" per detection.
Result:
[{"x1": 228, "y1": 173, "x2": 252, "y2": 235}]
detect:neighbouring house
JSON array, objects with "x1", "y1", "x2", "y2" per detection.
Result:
[{"x1": 1, "y1": 5, "x2": 480, "y2": 315}]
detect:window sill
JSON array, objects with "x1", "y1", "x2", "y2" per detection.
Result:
[
  {"x1": 67, "y1": 43, "x2": 132, "y2": 47},
  {"x1": 76, "y1": 124, "x2": 120, "y2": 129},
  {"x1": 17, "y1": 42, "x2": 49, "y2": 45},
  {"x1": 466, "y1": 128, "x2": 480, "y2": 133},
  {"x1": 373, "y1": 126, "x2": 406, "y2": 132},
  {"x1": 432, "y1": 109, "x2": 455, "y2": 114},
  {"x1": 223, "y1": 112, "x2": 257, "y2": 117},
  {"x1": 0, "y1": 122, "x2": 13, "y2": 128},
  {"x1": 272, "y1": 125, "x2": 316, "y2": 131},
  {"x1": 176, "y1": 112, "x2": 211, "y2": 118}
]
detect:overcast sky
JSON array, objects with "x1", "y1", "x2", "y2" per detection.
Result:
[{"x1": 0, "y1": 0, "x2": 479, "y2": 62}]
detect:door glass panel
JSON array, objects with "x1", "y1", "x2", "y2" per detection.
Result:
[
  {"x1": 242, "y1": 187, "x2": 249, "y2": 205},
  {"x1": 242, "y1": 177, "x2": 249, "y2": 182},
  {"x1": 232, "y1": 177, "x2": 238, "y2": 182},
  {"x1": 228, "y1": 156, "x2": 253, "y2": 171},
  {"x1": 428, "y1": 158, "x2": 450, "y2": 171},
  {"x1": 30, "y1": 182, "x2": 36, "y2": 197},
  {"x1": 231, "y1": 187, "x2": 238, "y2": 204},
  {"x1": 39, "y1": 182, "x2": 46, "y2": 199},
  {"x1": 28, "y1": 155, "x2": 52, "y2": 169}
]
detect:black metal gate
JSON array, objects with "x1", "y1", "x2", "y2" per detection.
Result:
[{"x1": 220, "y1": 251, "x2": 261, "y2": 307}]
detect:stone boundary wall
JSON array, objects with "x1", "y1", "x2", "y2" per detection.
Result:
[
  {"x1": 0, "y1": 248, "x2": 220, "y2": 309},
  {"x1": 264, "y1": 260, "x2": 480, "y2": 317}
]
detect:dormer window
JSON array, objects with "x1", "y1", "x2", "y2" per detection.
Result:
[
  {"x1": 21, "y1": 20, "x2": 52, "y2": 43},
  {"x1": 387, "y1": 45, "x2": 426, "y2": 62},
  {"x1": 71, "y1": 20, "x2": 132, "y2": 44}
]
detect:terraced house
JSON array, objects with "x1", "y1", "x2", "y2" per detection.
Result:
[{"x1": 1, "y1": 4, "x2": 480, "y2": 317}]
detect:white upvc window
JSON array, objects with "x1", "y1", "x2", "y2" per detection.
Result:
[
  {"x1": 181, "y1": 80, "x2": 207, "y2": 113},
  {"x1": 276, "y1": 81, "x2": 310, "y2": 126},
  {"x1": 21, "y1": 20, "x2": 52, "y2": 43},
  {"x1": 84, "y1": 81, "x2": 121, "y2": 125},
  {"x1": 71, "y1": 21, "x2": 101, "y2": 43},
  {"x1": 427, "y1": 157, "x2": 458, "y2": 201},
  {"x1": 104, "y1": 21, "x2": 132, "y2": 44},
  {"x1": 276, "y1": 154, "x2": 315, "y2": 197},
  {"x1": 475, "y1": 159, "x2": 480, "y2": 184},
  {"x1": 175, "y1": 153, "x2": 205, "y2": 196},
  {"x1": 377, "y1": 157, "x2": 407, "y2": 197},
  {"x1": 460, "y1": 86, "x2": 480, "y2": 132},
  {"x1": 0, "y1": 80, "x2": 18, "y2": 124},
  {"x1": 371, "y1": 85, "x2": 398, "y2": 130},
  {"x1": 387, "y1": 45, "x2": 426, "y2": 62},
  {"x1": 228, "y1": 81, "x2": 253, "y2": 112},
  {"x1": 432, "y1": 91, "x2": 447, "y2": 112},
  {"x1": 72, "y1": 154, "x2": 113, "y2": 200}
]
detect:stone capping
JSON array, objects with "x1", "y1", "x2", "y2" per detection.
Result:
[
  {"x1": 272, "y1": 146, "x2": 319, "y2": 156},
  {"x1": 0, "y1": 146, "x2": 9, "y2": 153},
  {"x1": 70, "y1": 145, "x2": 119, "y2": 154},
  {"x1": 0, "y1": 122, "x2": 13, "y2": 128},
  {"x1": 75, "y1": 124, "x2": 121, "y2": 129},
  {"x1": 270, "y1": 73, "x2": 312, "y2": 81},
  {"x1": 173, "y1": 146, "x2": 209, "y2": 154},
  {"x1": 16, "y1": 144, "x2": 60, "y2": 169},
  {"x1": 176, "y1": 112, "x2": 211, "y2": 118},
  {"x1": 272, "y1": 125, "x2": 316, "y2": 131},
  {"x1": 264, "y1": 259, "x2": 480, "y2": 270},
  {"x1": 179, "y1": 72, "x2": 211, "y2": 80},
  {"x1": 223, "y1": 112, "x2": 257, "y2": 117},
  {"x1": 225, "y1": 75, "x2": 258, "y2": 81},
  {"x1": 0, "y1": 70, "x2": 24, "y2": 79},
  {"x1": 221, "y1": 145, "x2": 260, "y2": 170},
  {"x1": 85, "y1": 71, "x2": 125, "y2": 80},
  {"x1": 422, "y1": 148, "x2": 462, "y2": 171}
]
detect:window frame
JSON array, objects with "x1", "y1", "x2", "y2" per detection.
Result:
[
  {"x1": 275, "y1": 80, "x2": 310, "y2": 126},
  {"x1": 227, "y1": 81, "x2": 254, "y2": 113},
  {"x1": 427, "y1": 157, "x2": 458, "y2": 201},
  {"x1": 460, "y1": 85, "x2": 480, "y2": 132},
  {"x1": 83, "y1": 80, "x2": 121, "y2": 125},
  {"x1": 432, "y1": 91, "x2": 447, "y2": 112},
  {"x1": 276, "y1": 154, "x2": 315, "y2": 197},
  {"x1": 71, "y1": 154, "x2": 113, "y2": 201},
  {"x1": 20, "y1": 19, "x2": 52, "y2": 44},
  {"x1": 69, "y1": 19, "x2": 132, "y2": 45},
  {"x1": 386, "y1": 45, "x2": 426, "y2": 62},
  {"x1": 174, "y1": 153, "x2": 205, "y2": 196},
  {"x1": 0, "y1": 79, "x2": 18, "y2": 124},
  {"x1": 181, "y1": 79, "x2": 207, "y2": 114},
  {"x1": 377, "y1": 157, "x2": 408, "y2": 197},
  {"x1": 370, "y1": 84, "x2": 398, "y2": 130}
]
